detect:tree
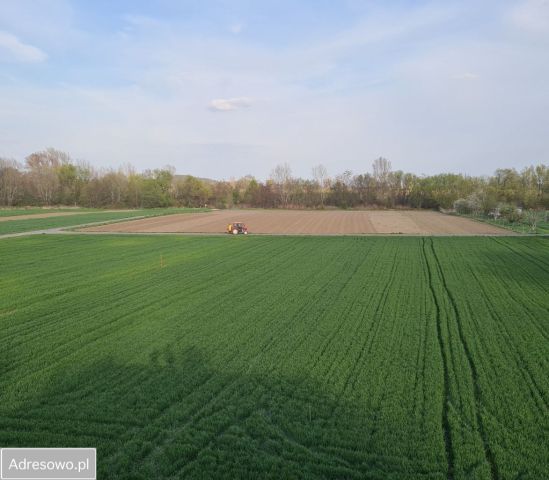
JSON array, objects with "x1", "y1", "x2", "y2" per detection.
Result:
[
  {"x1": 174, "y1": 176, "x2": 211, "y2": 207},
  {"x1": 139, "y1": 168, "x2": 175, "y2": 208},
  {"x1": 126, "y1": 173, "x2": 144, "y2": 208},
  {"x1": 372, "y1": 157, "x2": 392, "y2": 204},
  {"x1": 524, "y1": 209, "x2": 538, "y2": 233},
  {"x1": 243, "y1": 178, "x2": 261, "y2": 206},
  {"x1": 270, "y1": 163, "x2": 292, "y2": 207},
  {"x1": 331, "y1": 170, "x2": 356, "y2": 208},
  {"x1": 312, "y1": 164, "x2": 329, "y2": 207},
  {"x1": 534, "y1": 164, "x2": 546, "y2": 201},
  {"x1": 25, "y1": 148, "x2": 68, "y2": 205},
  {"x1": 211, "y1": 181, "x2": 233, "y2": 209},
  {"x1": 353, "y1": 173, "x2": 375, "y2": 205},
  {"x1": 0, "y1": 158, "x2": 22, "y2": 206},
  {"x1": 57, "y1": 160, "x2": 91, "y2": 205},
  {"x1": 103, "y1": 170, "x2": 128, "y2": 206}
]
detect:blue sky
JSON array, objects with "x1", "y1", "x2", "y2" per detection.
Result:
[{"x1": 0, "y1": 0, "x2": 548, "y2": 179}]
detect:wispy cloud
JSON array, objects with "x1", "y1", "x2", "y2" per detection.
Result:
[
  {"x1": 229, "y1": 23, "x2": 244, "y2": 34},
  {"x1": 122, "y1": 14, "x2": 163, "y2": 29},
  {"x1": 209, "y1": 97, "x2": 252, "y2": 111},
  {"x1": 453, "y1": 72, "x2": 479, "y2": 80},
  {"x1": 508, "y1": 0, "x2": 549, "y2": 33},
  {"x1": 0, "y1": 1, "x2": 547, "y2": 179},
  {"x1": 0, "y1": 31, "x2": 47, "y2": 63}
]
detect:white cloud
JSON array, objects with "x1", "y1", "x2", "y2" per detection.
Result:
[
  {"x1": 453, "y1": 72, "x2": 479, "y2": 80},
  {"x1": 0, "y1": 2, "x2": 547, "y2": 179},
  {"x1": 0, "y1": 31, "x2": 47, "y2": 62},
  {"x1": 229, "y1": 23, "x2": 244, "y2": 34},
  {"x1": 209, "y1": 97, "x2": 252, "y2": 111},
  {"x1": 122, "y1": 14, "x2": 163, "y2": 29},
  {"x1": 508, "y1": 0, "x2": 549, "y2": 33}
]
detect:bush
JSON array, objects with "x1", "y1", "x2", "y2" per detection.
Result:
[
  {"x1": 499, "y1": 203, "x2": 522, "y2": 223},
  {"x1": 454, "y1": 198, "x2": 470, "y2": 214}
]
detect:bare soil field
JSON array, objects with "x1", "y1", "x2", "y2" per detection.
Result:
[{"x1": 81, "y1": 209, "x2": 513, "y2": 235}]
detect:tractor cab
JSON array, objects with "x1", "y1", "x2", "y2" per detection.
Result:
[{"x1": 227, "y1": 222, "x2": 248, "y2": 235}]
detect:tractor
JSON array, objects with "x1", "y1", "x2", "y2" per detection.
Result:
[{"x1": 227, "y1": 222, "x2": 248, "y2": 235}]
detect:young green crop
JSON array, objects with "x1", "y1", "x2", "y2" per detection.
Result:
[
  {"x1": 0, "y1": 208, "x2": 99, "y2": 217},
  {"x1": 0, "y1": 235, "x2": 547, "y2": 479},
  {"x1": 0, "y1": 208, "x2": 209, "y2": 235}
]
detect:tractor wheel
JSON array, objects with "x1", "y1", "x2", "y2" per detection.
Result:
[{"x1": 233, "y1": 229, "x2": 238, "y2": 235}]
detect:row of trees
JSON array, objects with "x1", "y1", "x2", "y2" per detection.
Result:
[{"x1": 1, "y1": 149, "x2": 547, "y2": 211}]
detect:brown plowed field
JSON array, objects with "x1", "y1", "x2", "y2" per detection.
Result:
[{"x1": 81, "y1": 210, "x2": 513, "y2": 235}]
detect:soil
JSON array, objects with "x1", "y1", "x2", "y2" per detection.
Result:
[{"x1": 81, "y1": 210, "x2": 514, "y2": 235}]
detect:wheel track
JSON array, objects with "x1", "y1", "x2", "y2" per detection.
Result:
[
  {"x1": 422, "y1": 238, "x2": 454, "y2": 480},
  {"x1": 429, "y1": 238, "x2": 499, "y2": 480}
]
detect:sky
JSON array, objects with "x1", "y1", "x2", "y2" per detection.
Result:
[{"x1": 0, "y1": 0, "x2": 548, "y2": 180}]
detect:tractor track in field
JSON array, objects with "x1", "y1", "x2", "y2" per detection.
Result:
[
  {"x1": 429, "y1": 238, "x2": 499, "y2": 480},
  {"x1": 422, "y1": 238, "x2": 455, "y2": 480},
  {"x1": 3, "y1": 235, "x2": 547, "y2": 478}
]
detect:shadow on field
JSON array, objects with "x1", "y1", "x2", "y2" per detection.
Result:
[{"x1": 0, "y1": 346, "x2": 441, "y2": 480}]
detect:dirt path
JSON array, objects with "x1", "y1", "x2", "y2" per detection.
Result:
[{"x1": 81, "y1": 210, "x2": 513, "y2": 235}]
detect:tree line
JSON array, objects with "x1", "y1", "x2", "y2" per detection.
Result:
[{"x1": 1, "y1": 149, "x2": 547, "y2": 215}]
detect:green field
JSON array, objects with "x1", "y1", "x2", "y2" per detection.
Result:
[
  {"x1": 0, "y1": 235, "x2": 547, "y2": 479},
  {"x1": 0, "y1": 208, "x2": 209, "y2": 235},
  {"x1": 0, "y1": 208, "x2": 99, "y2": 217}
]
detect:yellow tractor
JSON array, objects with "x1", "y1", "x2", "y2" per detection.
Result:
[{"x1": 226, "y1": 222, "x2": 248, "y2": 235}]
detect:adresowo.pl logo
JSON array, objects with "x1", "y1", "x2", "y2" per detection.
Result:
[{"x1": 1, "y1": 448, "x2": 95, "y2": 480}]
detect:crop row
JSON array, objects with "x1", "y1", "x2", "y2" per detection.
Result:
[{"x1": 0, "y1": 235, "x2": 547, "y2": 479}]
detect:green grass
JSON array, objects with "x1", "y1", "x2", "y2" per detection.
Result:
[
  {"x1": 459, "y1": 211, "x2": 549, "y2": 234},
  {"x1": 0, "y1": 208, "x2": 99, "y2": 217},
  {"x1": 0, "y1": 208, "x2": 209, "y2": 235},
  {"x1": 0, "y1": 235, "x2": 547, "y2": 479}
]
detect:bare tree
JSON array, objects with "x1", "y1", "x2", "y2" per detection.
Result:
[
  {"x1": 372, "y1": 157, "x2": 392, "y2": 204},
  {"x1": 535, "y1": 164, "x2": 546, "y2": 198},
  {"x1": 0, "y1": 158, "x2": 22, "y2": 206},
  {"x1": 312, "y1": 164, "x2": 329, "y2": 207},
  {"x1": 372, "y1": 157, "x2": 392, "y2": 184},
  {"x1": 270, "y1": 162, "x2": 292, "y2": 207}
]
